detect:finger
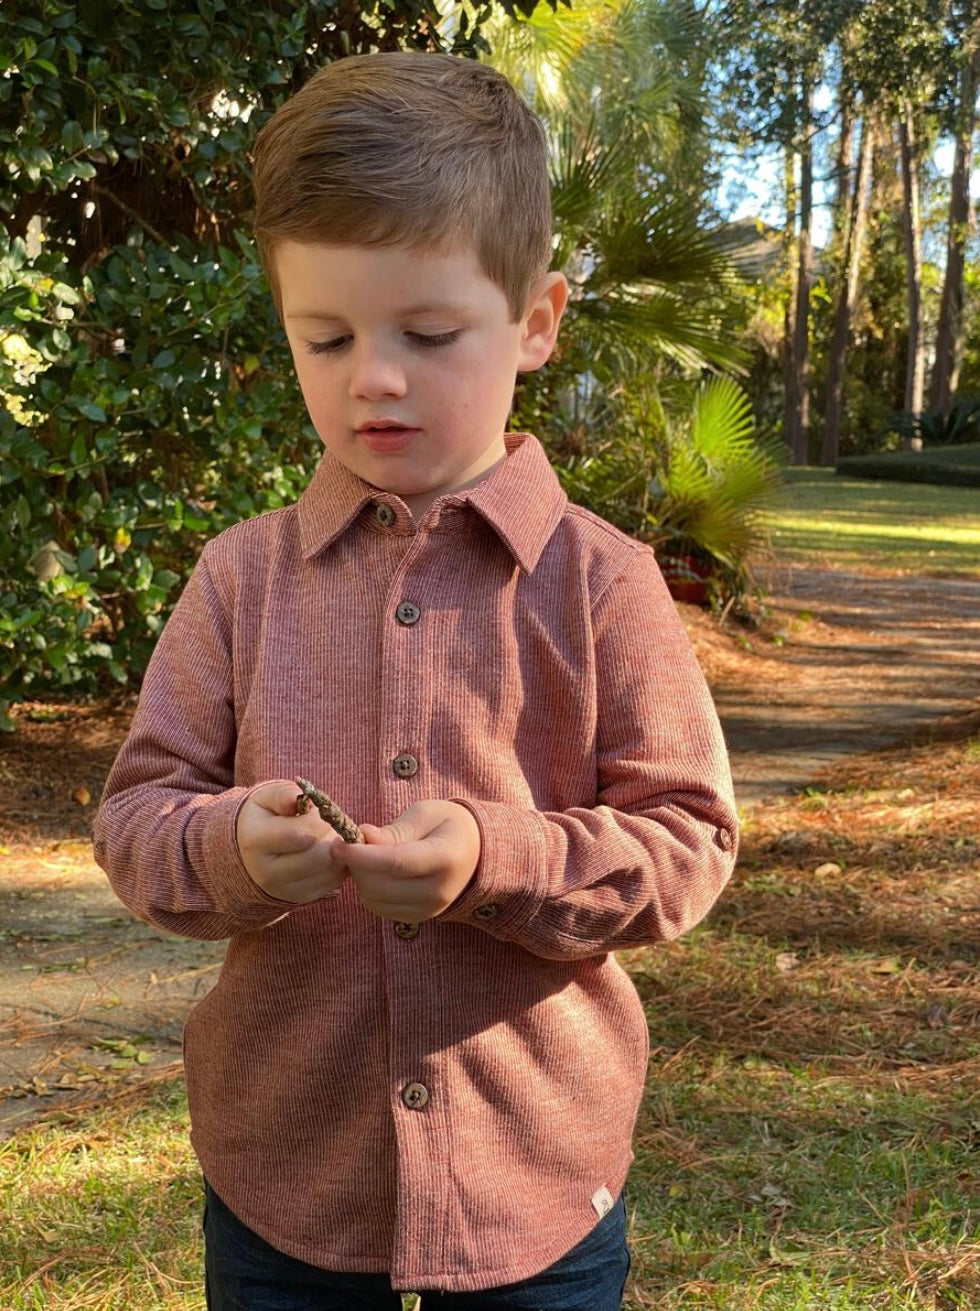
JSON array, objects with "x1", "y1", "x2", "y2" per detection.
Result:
[
  {"x1": 250, "y1": 780, "x2": 307, "y2": 818},
  {"x1": 341, "y1": 837, "x2": 430, "y2": 879},
  {"x1": 359, "y1": 823, "x2": 389, "y2": 846},
  {"x1": 360, "y1": 804, "x2": 446, "y2": 848},
  {"x1": 262, "y1": 841, "x2": 350, "y2": 899},
  {"x1": 260, "y1": 816, "x2": 321, "y2": 856}
]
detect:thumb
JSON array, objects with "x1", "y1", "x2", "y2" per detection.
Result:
[
  {"x1": 359, "y1": 805, "x2": 431, "y2": 847},
  {"x1": 358, "y1": 821, "x2": 405, "y2": 847},
  {"x1": 250, "y1": 779, "x2": 307, "y2": 818}
]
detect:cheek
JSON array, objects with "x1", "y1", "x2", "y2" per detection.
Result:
[{"x1": 293, "y1": 365, "x2": 335, "y2": 421}]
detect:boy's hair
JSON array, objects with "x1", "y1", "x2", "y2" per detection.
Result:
[{"x1": 251, "y1": 52, "x2": 553, "y2": 321}]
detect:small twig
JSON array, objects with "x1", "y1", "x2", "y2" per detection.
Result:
[
  {"x1": 294, "y1": 778, "x2": 365, "y2": 844},
  {"x1": 90, "y1": 183, "x2": 170, "y2": 247}
]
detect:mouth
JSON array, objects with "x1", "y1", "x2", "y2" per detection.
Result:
[{"x1": 357, "y1": 421, "x2": 419, "y2": 452}]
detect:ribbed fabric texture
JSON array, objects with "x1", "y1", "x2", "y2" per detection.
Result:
[{"x1": 93, "y1": 433, "x2": 738, "y2": 1292}]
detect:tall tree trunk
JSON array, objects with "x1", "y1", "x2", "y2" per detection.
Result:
[
  {"x1": 822, "y1": 114, "x2": 875, "y2": 466},
  {"x1": 832, "y1": 80, "x2": 856, "y2": 251},
  {"x1": 930, "y1": 37, "x2": 980, "y2": 412},
  {"x1": 899, "y1": 100, "x2": 925, "y2": 433},
  {"x1": 784, "y1": 75, "x2": 814, "y2": 465},
  {"x1": 782, "y1": 144, "x2": 800, "y2": 460}
]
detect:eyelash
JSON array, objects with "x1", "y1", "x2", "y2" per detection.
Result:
[{"x1": 306, "y1": 330, "x2": 462, "y2": 356}]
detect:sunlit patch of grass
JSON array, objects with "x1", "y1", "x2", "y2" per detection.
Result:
[{"x1": 759, "y1": 468, "x2": 980, "y2": 575}]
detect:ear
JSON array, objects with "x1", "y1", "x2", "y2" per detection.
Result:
[{"x1": 516, "y1": 272, "x2": 569, "y2": 372}]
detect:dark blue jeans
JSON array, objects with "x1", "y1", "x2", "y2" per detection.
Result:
[{"x1": 203, "y1": 1181, "x2": 630, "y2": 1311}]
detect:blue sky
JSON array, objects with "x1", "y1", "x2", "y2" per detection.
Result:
[{"x1": 719, "y1": 136, "x2": 979, "y2": 259}]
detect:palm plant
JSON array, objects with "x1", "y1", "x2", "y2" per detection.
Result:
[
  {"x1": 486, "y1": 0, "x2": 780, "y2": 601},
  {"x1": 492, "y1": 0, "x2": 745, "y2": 385},
  {"x1": 649, "y1": 376, "x2": 783, "y2": 604}
]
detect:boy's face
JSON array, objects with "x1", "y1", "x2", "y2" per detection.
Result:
[{"x1": 275, "y1": 240, "x2": 566, "y2": 518}]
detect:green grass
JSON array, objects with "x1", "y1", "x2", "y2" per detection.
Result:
[
  {"x1": 0, "y1": 1081, "x2": 424, "y2": 1310},
  {"x1": 4, "y1": 738, "x2": 980, "y2": 1308},
  {"x1": 0, "y1": 1081, "x2": 204, "y2": 1309},
  {"x1": 620, "y1": 729, "x2": 980, "y2": 1308},
  {"x1": 760, "y1": 467, "x2": 980, "y2": 575}
]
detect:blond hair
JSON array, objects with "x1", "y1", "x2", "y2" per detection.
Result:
[{"x1": 251, "y1": 52, "x2": 553, "y2": 320}]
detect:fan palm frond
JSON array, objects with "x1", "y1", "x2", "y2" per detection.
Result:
[
  {"x1": 653, "y1": 377, "x2": 783, "y2": 567},
  {"x1": 588, "y1": 201, "x2": 740, "y2": 292},
  {"x1": 569, "y1": 288, "x2": 746, "y2": 374},
  {"x1": 549, "y1": 116, "x2": 634, "y2": 246}
]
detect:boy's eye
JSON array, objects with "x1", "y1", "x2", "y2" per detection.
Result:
[
  {"x1": 303, "y1": 329, "x2": 462, "y2": 355},
  {"x1": 306, "y1": 336, "x2": 350, "y2": 355},
  {"x1": 406, "y1": 329, "x2": 462, "y2": 348}
]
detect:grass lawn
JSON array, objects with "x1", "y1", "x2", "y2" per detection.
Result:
[
  {"x1": 3, "y1": 730, "x2": 980, "y2": 1308},
  {"x1": 624, "y1": 728, "x2": 980, "y2": 1307},
  {"x1": 760, "y1": 468, "x2": 980, "y2": 576}
]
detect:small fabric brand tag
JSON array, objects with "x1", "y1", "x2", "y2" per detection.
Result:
[{"x1": 591, "y1": 1185, "x2": 614, "y2": 1218}]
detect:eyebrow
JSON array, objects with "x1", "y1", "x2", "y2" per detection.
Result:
[{"x1": 285, "y1": 302, "x2": 470, "y2": 321}]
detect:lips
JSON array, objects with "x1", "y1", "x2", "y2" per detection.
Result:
[{"x1": 357, "y1": 421, "x2": 419, "y2": 453}]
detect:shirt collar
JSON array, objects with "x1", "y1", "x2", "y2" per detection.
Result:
[{"x1": 298, "y1": 433, "x2": 567, "y2": 574}]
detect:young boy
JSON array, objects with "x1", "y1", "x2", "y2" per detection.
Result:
[{"x1": 94, "y1": 51, "x2": 738, "y2": 1311}]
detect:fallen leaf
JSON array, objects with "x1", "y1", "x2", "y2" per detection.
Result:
[
  {"x1": 870, "y1": 957, "x2": 902, "y2": 974},
  {"x1": 72, "y1": 785, "x2": 92, "y2": 806},
  {"x1": 814, "y1": 862, "x2": 842, "y2": 877},
  {"x1": 768, "y1": 1240, "x2": 809, "y2": 1266}
]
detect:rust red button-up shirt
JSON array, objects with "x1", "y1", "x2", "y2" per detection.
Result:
[{"x1": 94, "y1": 433, "x2": 737, "y2": 1292}]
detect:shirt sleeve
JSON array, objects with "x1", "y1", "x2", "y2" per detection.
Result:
[
  {"x1": 92, "y1": 548, "x2": 295, "y2": 940},
  {"x1": 440, "y1": 549, "x2": 738, "y2": 960}
]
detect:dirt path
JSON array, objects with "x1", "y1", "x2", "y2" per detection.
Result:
[
  {"x1": 1, "y1": 564, "x2": 978, "y2": 1134},
  {"x1": 705, "y1": 564, "x2": 980, "y2": 806}
]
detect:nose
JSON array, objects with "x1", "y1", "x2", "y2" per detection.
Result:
[{"x1": 348, "y1": 338, "x2": 407, "y2": 400}]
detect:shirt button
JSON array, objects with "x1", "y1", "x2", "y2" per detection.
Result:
[
  {"x1": 473, "y1": 903, "x2": 499, "y2": 922},
  {"x1": 375, "y1": 504, "x2": 396, "y2": 527},
  {"x1": 716, "y1": 827, "x2": 735, "y2": 852},
  {"x1": 395, "y1": 601, "x2": 421, "y2": 626},
  {"x1": 392, "y1": 753, "x2": 419, "y2": 779},
  {"x1": 394, "y1": 921, "x2": 420, "y2": 940},
  {"x1": 402, "y1": 1082, "x2": 430, "y2": 1110}
]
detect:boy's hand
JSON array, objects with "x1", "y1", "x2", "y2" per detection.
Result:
[
  {"x1": 237, "y1": 781, "x2": 350, "y2": 904},
  {"x1": 338, "y1": 801, "x2": 481, "y2": 922}
]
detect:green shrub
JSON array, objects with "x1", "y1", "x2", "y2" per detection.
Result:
[
  {"x1": 836, "y1": 443, "x2": 980, "y2": 486},
  {"x1": 0, "y1": 222, "x2": 316, "y2": 724},
  {"x1": 883, "y1": 395, "x2": 980, "y2": 449},
  {"x1": 0, "y1": 0, "x2": 553, "y2": 729}
]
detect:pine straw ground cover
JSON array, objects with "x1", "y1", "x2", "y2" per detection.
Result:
[
  {"x1": 1, "y1": 728, "x2": 979, "y2": 1309},
  {"x1": 625, "y1": 722, "x2": 980, "y2": 1309}
]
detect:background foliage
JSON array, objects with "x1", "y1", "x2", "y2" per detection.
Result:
[
  {"x1": 0, "y1": 0, "x2": 557, "y2": 727},
  {"x1": 3, "y1": 0, "x2": 777, "y2": 727},
  {"x1": 501, "y1": 0, "x2": 778, "y2": 599}
]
